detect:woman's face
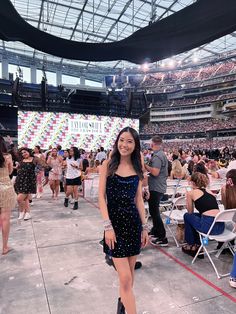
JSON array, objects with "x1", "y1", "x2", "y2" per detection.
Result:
[
  {"x1": 69, "y1": 148, "x2": 74, "y2": 156},
  {"x1": 51, "y1": 149, "x2": 57, "y2": 157},
  {"x1": 34, "y1": 147, "x2": 39, "y2": 154},
  {"x1": 117, "y1": 131, "x2": 135, "y2": 157},
  {"x1": 64, "y1": 151, "x2": 69, "y2": 158},
  {"x1": 21, "y1": 150, "x2": 30, "y2": 159}
]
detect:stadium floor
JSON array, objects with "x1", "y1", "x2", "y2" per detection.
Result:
[{"x1": 1, "y1": 189, "x2": 236, "y2": 314}]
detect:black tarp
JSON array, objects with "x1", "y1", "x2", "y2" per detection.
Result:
[{"x1": 0, "y1": 0, "x2": 236, "y2": 64}]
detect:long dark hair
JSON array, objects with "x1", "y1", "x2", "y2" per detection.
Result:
[
  {"x1": 225, "y1": 169, "x2": 236, "y2": 209},
  {"x1": 69, "y1": 147, "x2": 80, "y2": 161},
  {"x1": 107, "y1": 127, "x2": 143, "y2": 180},
  {"x1": 0, "y1": 136, "x2": 8, "y2": 168}
]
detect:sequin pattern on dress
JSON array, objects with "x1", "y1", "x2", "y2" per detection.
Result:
[{"x1": 103, "y1": 174, "x2": 142, "y2": 258}]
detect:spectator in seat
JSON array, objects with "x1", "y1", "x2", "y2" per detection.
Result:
[
  {"x1": 221, "y1": 169, "x2": 236, "y2": 288},
  {"x1": 182, "y1": 172, "x2": 224, "y2": 257},
  {"x1": 170, "y1": 159, "x2": 188, "y2": 180}
]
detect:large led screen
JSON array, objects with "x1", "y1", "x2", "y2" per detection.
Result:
[{"x1": 18, "y1": 111, "x2": 139, "y2": 150}]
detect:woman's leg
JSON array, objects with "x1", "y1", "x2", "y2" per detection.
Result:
[
  {"x1": 128, "y1": 256, "x2": 137, "y2": 287},
  {"x1": 230, "y1": 254, "x2": 236, "y2": 278},
  {"x1": 36, "y1": 171, "x2": 44, "y2": 197},
  {"x1": 184, "y1": 213, "x2": 202, "y2": 245},
  {"x1": 49, "y1": 180, "x2": 55, "y2": 198},
  {"x1": 65, "y1": 186, "x2": 73, "y2": 198},
  {"x1": 73, "y1": 185, "x2": 79, "y2": 209},
  {"x1": 17, "y1": 194, "x2": 27, "y2": 213},
  {"x1": 113, "y1": 257, "x2": 137, "y2": 314},
  {"x1": 1, "y1": 209, "x2": 11, "y2": 254},
  {"x1": 73, "y1": 185, "x2": 79, "y2": 201},
  {"x1": 25, "y1": 194, "x2": 30, "y2": 213},
  {"x1": 54, "y1": 180, "x2": 60, "y2": 198}
]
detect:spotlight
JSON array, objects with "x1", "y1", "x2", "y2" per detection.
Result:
[
  {"x1": 193, "y1": 56, "x2": 199, "y2": 63},
  {"x1": 168, "y1": 59, "x2": 175, "y2": 67},
  {"x1": 142, "y1": 63, "x2": 149, "y2": 71}
]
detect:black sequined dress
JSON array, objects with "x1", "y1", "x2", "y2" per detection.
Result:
[{"x1": 103, "y1": 174, "x2": 142, "y2": 258}]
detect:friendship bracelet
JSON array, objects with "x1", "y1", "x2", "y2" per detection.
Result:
[
  {"x1": 104, "y1": 224, "x2": 114, "y2": 231},
  {"x1": 142, "y1": 223, "x2": 149, "y2": 231}
]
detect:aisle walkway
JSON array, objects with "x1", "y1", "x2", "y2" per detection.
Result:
[{"x1": 0, "y1": 190, "x2": 236, "y2": 314}]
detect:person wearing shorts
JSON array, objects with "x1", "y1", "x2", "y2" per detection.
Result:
[{"x1": 64, "y1": 147, "x2": 82, "y2": 210}]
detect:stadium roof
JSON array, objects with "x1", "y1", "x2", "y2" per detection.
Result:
[{"x1": 1, "y1": 0, "x2": 236, "y2": 80}]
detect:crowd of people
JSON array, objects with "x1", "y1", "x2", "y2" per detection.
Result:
[
  {"x1": 151, "y1": 92, "x2": 236, "y2": 108},
  {"x1": 1, "y1": 130, "x2": 236, "y2": 314},
  {"x1": 140, "y1": 61, "x2": 236, "y2": 92},
  {"x1": 141, "y1": 117, "x2": 236, "y2": 135}
]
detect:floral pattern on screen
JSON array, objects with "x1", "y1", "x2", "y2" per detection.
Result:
[{"x1": 18, "y1": 111, "x2": 139, "y2": 150}]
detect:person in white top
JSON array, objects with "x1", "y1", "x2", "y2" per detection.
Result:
[
  {"x1": 63, "y1": 147, "x2": 82, "y2": 210},
  {"x1": 95, "y1": 147, "x2": 107, "y2": 163}
]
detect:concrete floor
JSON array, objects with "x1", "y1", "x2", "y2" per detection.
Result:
[{"x1": 0, "y1": 189, "x2": 236, "y2": 314}]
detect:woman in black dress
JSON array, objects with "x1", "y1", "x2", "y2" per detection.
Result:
[
  {"x1": 15, "y1": 148, "x2": 47, "y2": 220},
  {"x1": 99, "y1": 127, "x2": 149, "y2": 314}
]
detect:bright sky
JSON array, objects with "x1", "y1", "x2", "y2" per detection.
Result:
[{"x1": 0, "y1": 62, "x2": 102, "y2": 87}]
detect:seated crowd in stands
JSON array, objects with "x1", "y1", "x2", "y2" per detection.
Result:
[
  {"x1": 141, "y1": 116, "x2": 236, "y2": 135},
  {"x1": 140, "y1": 61, "x2": 236, "y2": 92},
  {"x1": 151, "y1": 92, "x2": 236, "y2": 108}
]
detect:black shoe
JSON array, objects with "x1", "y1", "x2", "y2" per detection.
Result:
[
  {"x1": 64, "y1": 198, "x2": 69, "y2": 207},
  {"x1": 150, "y1": 237, "x2": 168, "y2": 247},
  {"x1": 73, "y1": 201, "x2": 78, "y2": 210},
  {"x1": 134, "y1": 261, "x2": 142, "y2": 270},
  {"x1": 117, "y1": 297, "x2": 125, "y2": 314},
  {"x1": 99, "y1": 240, "x2": 104, "y2": 247}
]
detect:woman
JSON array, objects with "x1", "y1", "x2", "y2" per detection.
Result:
[
  {"x1": 170, "y1": 159, "x2": 187, "y2": 180},
  {"x1": 84, "y1": 159, "x2": 99, "y2": 176},
  {"x1": 34, "y1": 145, "x2": 45, "y2": 198},
  {"x1": 47, "y1": 148, "x2": 63, "y2": 200},
  {"x1": 0, "y1": 136, "x2": 16, "y2": 255},
  {"x1": 15, "y1": 148, "x2": 47, "y2": 220},
  {"x1": 62, "y1": 149, "x2": 70, "y2": 194},
  {"x1": 182, "y1": 172, "x2": 224, "y2": 257},
  {"x1": 221, "y1": 169, "x2": 236, "y2": 288},
  {"x1": 99, "y1": 127, "x2": 149, "y2": 314},
  {"x1": 64, "y1": 147, "x2": 82, "y2": 210}
]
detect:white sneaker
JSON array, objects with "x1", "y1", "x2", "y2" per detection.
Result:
[
  {"x1": 18, "y1": 212, "x2": 25, "y2": 220},
  {"x1": 24, "y1": 212, "x2": 31, "y2": 220},
  {"x1": 229, "y1": 277, "x2": 236, "y2": 288}
]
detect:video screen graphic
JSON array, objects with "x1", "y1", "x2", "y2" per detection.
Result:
[{"x1": 18, "y1": 111, "x2": 139, "y2": 150}]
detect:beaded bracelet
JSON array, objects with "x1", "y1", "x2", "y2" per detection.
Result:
[
  {"x1": 142, "y1": 223, "x2": 149, "y2": 231},
  {"x1": 104, "y1": 224, "x2": 114, "y2": 232},
  {"x1": 103, "y1": 219, "x2": 113, "y2": 231}
]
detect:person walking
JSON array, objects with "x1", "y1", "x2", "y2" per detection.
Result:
[
  {"x1": 63, "y1": 147, "x2": 82, "y2": 210},
  {"x1": 47, "y1": 148, "x2": 63, "y2": 200},
  {"x1": 99, "y1": 127, "x2": 149, "y2": 314},
  {"x1": 145, "y1": 135, "x2": 169, "y2": 246},
  {"x1": 0, "y1": 136, "x2": 16, "y2": 254}
]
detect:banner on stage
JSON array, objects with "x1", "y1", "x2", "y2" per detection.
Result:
[{"x1": 68, "y1": 119, "x2": 104, "y2": 134}]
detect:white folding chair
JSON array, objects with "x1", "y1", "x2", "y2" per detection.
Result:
[
  {"x1": 192, "y1": 209, "x2": 236, "y2": 279},
  {"x1": 209, "y1": 182, "x2": 223, "y2": 195},
  {"x1": 89, "y1": 173, "x2": 100, "y2": 198},
  {"x1": 160, "y1": 179, "x2": 182, "y2": 212},
  {"x1": 162, "y1": 196, "x2": 188, "y2": 247}
]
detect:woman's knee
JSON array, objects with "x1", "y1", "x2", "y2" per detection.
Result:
[{"x1": 119, "y1": 274, "x2": 133, "y2": 291}]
